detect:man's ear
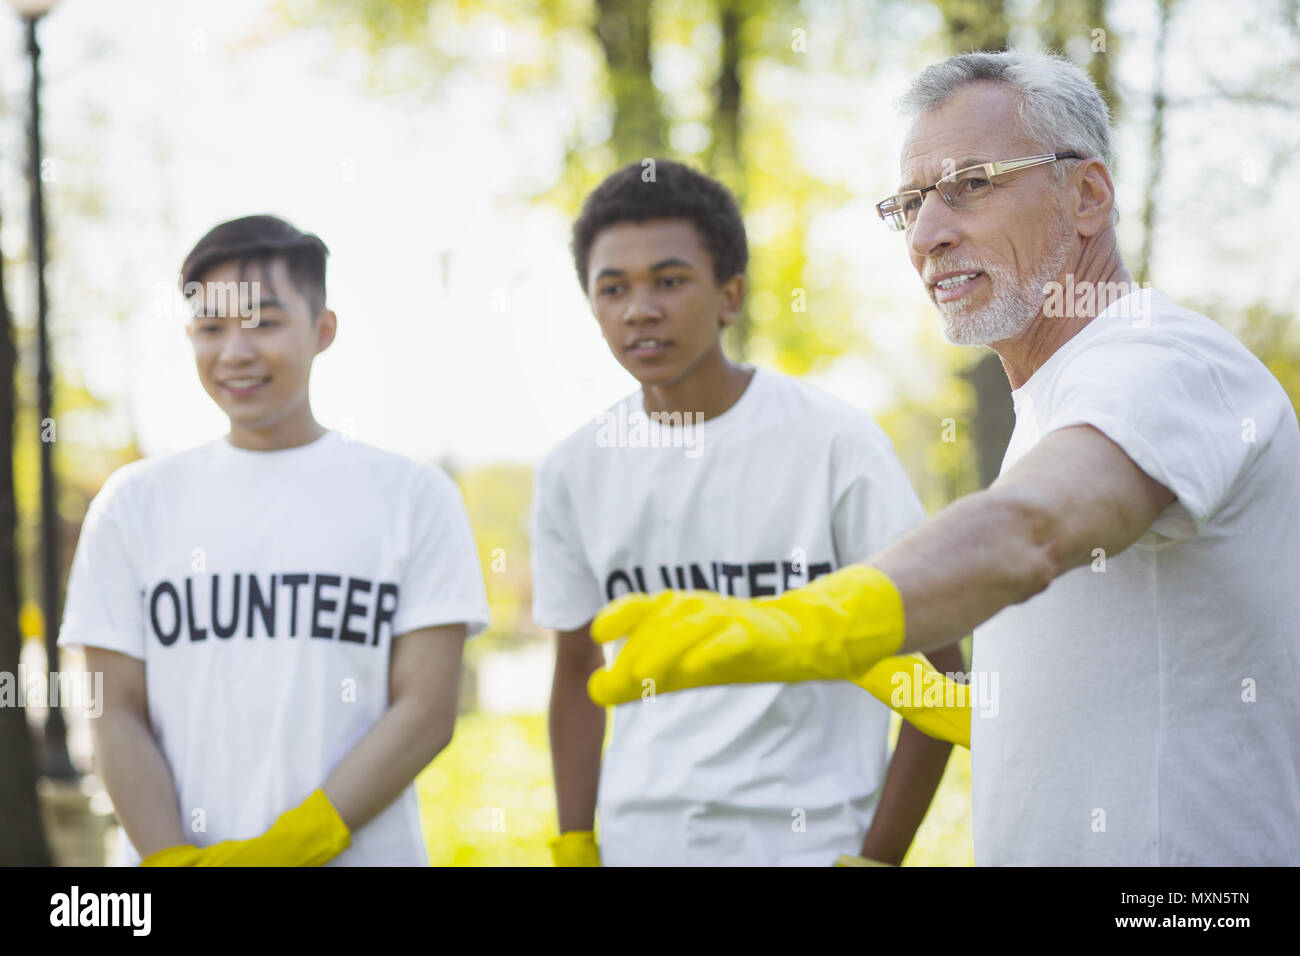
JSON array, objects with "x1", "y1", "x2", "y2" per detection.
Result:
[
  {"x1": 718, "y1": 274, "x2": 746, "y2": 329},
  {"x1": 314, "y1": 309, "x2": 338, "y2": 355},
  {"x1": 1072, "y1": 159, "x2": 1116, "y2": 238}
]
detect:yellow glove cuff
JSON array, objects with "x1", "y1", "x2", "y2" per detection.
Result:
[
  {"x1": 754, "y1": 563, "x2": 908, "y2": 679},
  {"x1": 550, "y1": 831, "x2": 600, "y2": 867},
  {"x1": 834, "y1": 854, "x2": 895, "y2": 867},
  {"x1": 139, "y1": 844, "x2": 205, "y2": 867},
  {"x1": 253, "y1": 787, "x2": 351, "y2": 867},
  {"x1": 853, "y1": 654, "x2": 971, "y2": 749}
]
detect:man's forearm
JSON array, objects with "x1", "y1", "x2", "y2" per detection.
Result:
[
  {"x1": 550, "y1": 663, "x2": 604, "y2": 833},
  {"x1": 322, "y1": 697, "x2": 456, "y2": 832},
  {"x1": 92, "y1": 710, "x2": 187, "y2": 857},
  {"x1": 858, "y1": 644, "x2": 963, "y2": 864},
  {"x1": 874, "y1": 489, "x2": 1059, "y2": 656}
]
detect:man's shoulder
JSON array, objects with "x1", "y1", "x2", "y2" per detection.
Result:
[
  {"x1": 1064, "y1": 290, "x2": 1291, "y2": 407},
  {"x1": 88, "y1": 438, "x2": 226, "y2": 513},
  {"x1": 330, "y1": 435, "x2": 463, "y2": 501}
]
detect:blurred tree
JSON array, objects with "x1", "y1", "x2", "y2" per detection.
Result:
[
  {"x1": 1134, "y1": 0, "x2": 1173, "y2": 285},
  {"x1": 594, "y1": 0, "x2": 667, "y2": 159},
  {"x1": 282, "y1": 0, "x2": 865, "y2": 373},
  {"x1": 0, "y1": 167, "x2": 52, "y2": 866}
]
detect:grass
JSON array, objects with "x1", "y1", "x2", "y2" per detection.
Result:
[{"x1": 418, "y1": 711, "x2": 973, "y2": 866}]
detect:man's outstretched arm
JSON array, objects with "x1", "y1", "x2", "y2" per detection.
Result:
[
  {"x1": 588, "y1": 425, "x2": 1174, "y2": 704},
  {"x1": 876, "y1": 424, "x2": 1173, "y2": 656}
]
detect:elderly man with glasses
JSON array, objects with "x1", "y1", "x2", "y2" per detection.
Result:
[{"x1": 582, "y1": 50, "x2": 1300, "y2": 866}]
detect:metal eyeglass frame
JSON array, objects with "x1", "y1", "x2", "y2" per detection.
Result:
[{"x1": 876, "y1": 151, "x2": 1083, "y2": 231}]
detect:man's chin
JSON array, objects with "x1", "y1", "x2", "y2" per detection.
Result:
[
  {"x1": 939, "y1": 306, "x2": 1033, "y2": 347},
  {"x1": 939, "y1": 310, "x2": 996, "y2": 347}
]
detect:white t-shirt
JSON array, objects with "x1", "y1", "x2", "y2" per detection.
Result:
[
  {"x1": 531, "y1": 367, "x2": 927, "y2": 866},
  {"x1": 59, "y1": 429, "x2": 490, "y2": 866},
  {"x1": 972, "y1": 289, "x2": 1300, "y2": 865}
]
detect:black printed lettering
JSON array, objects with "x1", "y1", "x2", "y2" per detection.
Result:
[
  {"x1": 339, "y1": 578, "x2": 372, "y2": 644},
  {"x1": 748, "y1": 562, "x2": 777, "y2": 598},
  {"x1": 606, "y1": 570, "x2": 634, "y2": 601},
  {"x1": 248, "y1": 573, "x2": 276, "y2": 638},
  {"x1": 185, "y1": 577, "x2": 207, "y2": 642},
  {"x1": 281, "y1": 573, "x2": 309, "y2": 638},
  {"x1": 719, "y1": 563, "x2": 743, "y2": 596},
  {"x1": 373, "y1": 583, "x2": 399, "y2": 646},
  {"x1": 151, "y1": 582, "x2": 181, "y2": 647},
  {"x1": 212, "y1": 573, "x2": 241, "y2": 639},
  {"x1": 312, "y1": 574, "x2": 342, "y2": 639}
]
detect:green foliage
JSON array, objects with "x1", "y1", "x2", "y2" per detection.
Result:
[
  {"x1": 456, "y1": 463, "x2": 540, "y2": 650},
  {"x1": 1219, "y1": 301, "x2": 1300, "y2": 414}
]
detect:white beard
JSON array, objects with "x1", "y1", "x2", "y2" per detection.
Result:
[{"x1": 937, "y1": 218, "x2": 1076, "y2": 347}]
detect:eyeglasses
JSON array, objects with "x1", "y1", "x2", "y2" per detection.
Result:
[{"x1": 875, "y1": 151, "x2": 1082, "y2": 232}]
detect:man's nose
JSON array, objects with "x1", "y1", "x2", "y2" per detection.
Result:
[
  {"x1": 622, "y1": 286, "x2": 662, "y2": 324},
  {"x1": 908, "y1": 191, "x2": 961, "y2": 260},
  {"x1": 217, "y1": 325, "x2": 258, "y2": 363}
]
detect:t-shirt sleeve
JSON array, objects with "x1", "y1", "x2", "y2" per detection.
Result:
[
  {"x1": 831, "y1": 425, "x2": 928, "y2": 567},
  {"x1": 393, "y1": 466, "x2": 491, "y2": 639},
  {"x1": 1036, "y1": 336, "x2": 1258, "y2": 536},
  {"x1": 59, "y1": 477, "x2": 146, "y2": 659},
  {"x1": 529, "y1": 454, "x2": 602, "y2": 632}
]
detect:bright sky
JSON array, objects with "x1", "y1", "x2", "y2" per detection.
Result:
[{"x1": 0, "y1": 0, "x2": 1295, "y2": 469}]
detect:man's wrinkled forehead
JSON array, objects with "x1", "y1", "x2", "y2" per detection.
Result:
[{"x1": 898, "y1": 82, "x2": 1028, "y2": 189}]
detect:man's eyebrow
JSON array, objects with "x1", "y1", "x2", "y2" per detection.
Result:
[
  {"x1": 594, "y1": 259, "x2": 694, "y2": 280},
  {"x1": 649, "y1": 258, "x2": 694, "y2": 271},
  {"x1": 898, "y1": 157, "x2": 990, "y2": 191},
  {"x1": 193, "y1": 298, "x2": 287, "y2": 318}
]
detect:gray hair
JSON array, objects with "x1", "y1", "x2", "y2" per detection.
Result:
[{"x1": 898, "y1": 50, "x2": 1118, "y2": 223}]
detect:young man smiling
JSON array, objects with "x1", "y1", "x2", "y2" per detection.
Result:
[
  {"x1": 535, "y1": 160, "x2": 964, "y2": 867},
  {"x1": 58, "y1": 214, "x2": 490, "y2": 866}
]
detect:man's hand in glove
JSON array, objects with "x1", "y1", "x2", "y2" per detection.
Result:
[
  {"x1": 588, "y1": 564, "x2": 906, "y2": 707},
  {"x1": 139, "y1": 788, "x2": 351, "y2": 867}
]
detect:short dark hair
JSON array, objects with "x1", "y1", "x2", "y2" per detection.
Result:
[
  {"x1": 571, "y1": 159, "x2": 748, "y2": 292},
  {"x1": 180, "y1": 214, "x2": 329, "y2": 318}
]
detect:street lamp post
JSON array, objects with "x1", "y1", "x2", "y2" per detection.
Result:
[{"x1": 7, "y1": 0, "x2": 73, "y2": 779}]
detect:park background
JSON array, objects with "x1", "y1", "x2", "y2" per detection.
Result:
[{"x1": 1, "y1": 0, "x2": 1298, "y2": 866}]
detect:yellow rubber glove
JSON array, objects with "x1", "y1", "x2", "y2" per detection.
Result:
[
  {"x1": 588, "y1": 564, "x2": 906, "y2": 707},
  {"x1": 834, "y1": 854, "x2": 896, "y2": 867},
  {"x1": 139, "y1": 789, "x2": 351, "y2": 867},
  {"x1": 852, "y1": 654, "x2": 971, "y2": 749},
  {"x1": 549, "y1": 831, "x2": 601, "y2": 867},
  {"x1": 138, "y1": 845, "x2": 206, "y2": 866}
]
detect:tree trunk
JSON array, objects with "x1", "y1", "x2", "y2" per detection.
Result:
[
  {"x1": 712, "y1": 0, "x2": 748, "y2": 358},
  {"x1": 593, "y1": 0, "x2": 666, "y2": 163},
  {"x1": 1135, "y1": 0, "x2": 1173, "y2": 284},
  {"x1": 0, "y1": 188, "x2": 53, "y2": 866}
]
